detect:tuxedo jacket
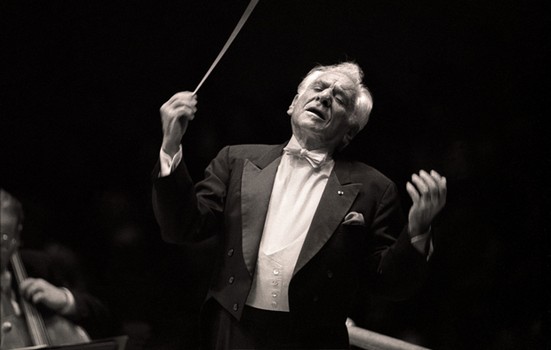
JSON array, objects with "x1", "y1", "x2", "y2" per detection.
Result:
[{"x1": 153, "y1": 141, "x2": 429, "y2": 345}]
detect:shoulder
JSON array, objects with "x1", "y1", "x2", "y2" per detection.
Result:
[
  {"x1": 20, "y1": 249, "x2": 53, "y2": 278},
  {"x1": 339, "y1": 159, "x2": 394, "y2": 185},
  {"x1": 336, "y1": 159, "x2": 398, "y2": 203},
  {"x1": 217, "y1": 143, "x2": 285, "y2": 161}
]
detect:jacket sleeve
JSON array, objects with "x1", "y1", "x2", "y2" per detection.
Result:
[
  {"x1": 68, "y1": 289, "x2": 115, "y2": 338},
  {"x1": 367, "y1": 182, "x2": 430, "y2": 300},
  {"x1": 152, "y1": 146, "x2": 231, "y2": 244}
]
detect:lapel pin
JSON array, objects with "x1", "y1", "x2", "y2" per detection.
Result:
[{"x1": 337, "y1": 190, "x2": 344, "y2": 196}]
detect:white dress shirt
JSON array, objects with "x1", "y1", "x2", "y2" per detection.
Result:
[{"x1": 246, "y1": 136, "x2": 334, "y2": 311}]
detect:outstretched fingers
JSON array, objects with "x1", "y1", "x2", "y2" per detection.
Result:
[
  {"x1": 431, "y1": 170, "x2": 447, "y2": 204},
  {"x1": 407, "y1": 169, "x2": 447, "y2": 235},
  {"x1": 406, "y1": 181, "x2": 420, "y2": 204},
  {"x1": 408, "y1": 170, "x2": 446, "y2": 206}
]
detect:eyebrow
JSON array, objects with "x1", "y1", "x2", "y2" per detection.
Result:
[{"x1": 313, "y1": 78, "x2": 354, "y2": 93}]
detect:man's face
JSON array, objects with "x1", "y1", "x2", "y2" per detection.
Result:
[
  {"x1": 287, "y1": 71, "x2": 357, "y2": 152},
  {"x1": 0, "y1": 209, "x2": 20, "y2": 272}
]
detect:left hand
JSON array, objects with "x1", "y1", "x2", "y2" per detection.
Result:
[
  {"x1": 406, "y1": 169, "x2": 447, "y2": 236},
  {"x1": 19, "y1": 278, "x2": 69, "y2": 312}
]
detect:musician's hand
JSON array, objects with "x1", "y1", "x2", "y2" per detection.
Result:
[
  {"x1": 19, "y1": 278, "x2": 71, "y2": 313},
  {"x1": 160, "y1": 91, "x2": 198, "y2": 157},
  {"x1": 406, "y1": 169, "x2": 447, "y2": 237}
]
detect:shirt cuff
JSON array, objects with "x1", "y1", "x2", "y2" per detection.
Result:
[
  {"x1": 59, "y1": 287, "x2": 77, "y2": 316},
  {"x1": 159, "y1": 145, "x2": 183, "y2": 177},
  {"x1": 410, "y1": 229, "x2": 434, "y2": 261}
]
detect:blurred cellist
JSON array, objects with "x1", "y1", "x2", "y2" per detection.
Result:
[{"x1": 1, "y1": 189, "x2": 116, "y2": 349}]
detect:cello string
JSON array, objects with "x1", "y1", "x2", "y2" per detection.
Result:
[
  {"x1": 193, "y1": 0, "x2": 260, "y2": 94},
  {"x1": 10, "y1": 252, "x2": 50, "y2": 346}
]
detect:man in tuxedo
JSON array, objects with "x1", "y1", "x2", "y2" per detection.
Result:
[
  {"x1": 1, "y1": 189, "x2": 114, "y2": 349},
  {"x1": 152, "y1": 62, "x2": 447, "y2": 349}
]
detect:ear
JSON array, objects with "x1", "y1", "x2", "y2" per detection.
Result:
[
  {"x1": 339, "y1": 127, "x2": 357, "y2": 151},
  {"x1": 287, "y1": 94, "x2": 299, "y2": 116},
  {"x1": 341, "y1": 133, "x2": 353, "y2": 149}
]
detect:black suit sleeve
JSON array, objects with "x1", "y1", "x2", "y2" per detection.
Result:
[
  {"x1": 152, "y1": 146, "x2": 231, "y2": 244},
  {"x1": 368, "y1": 182, "x2": 430, "y2": 300}
]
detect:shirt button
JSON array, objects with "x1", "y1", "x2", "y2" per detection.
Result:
[
  {"x1": 227, "y1": 248, "x2": 234, "y2": 257},
  {"x1": 273, "y1": 268, "x2": 280, "y2": 275},
  {"x1": 327, "y1": 270, "x2": 334, "y2": 279},
  {"x1": 271, "y1": 301, "x2": 278, "y2": 307},
  {"x1": 233, "y1": 303, "x2": 239, "y2": 311},
  {"x1": 228, "y1": 276, "x2": 235, "y2": 284},
  {"x1": 271, "y1": 280, "x2": 279, "y2": 286},
  {"x1": 271, "y1": 292, "x2": 278, "y2": 298},
  {"x1": 2, "y1": 321, "x2": 13, "y2": 333}
]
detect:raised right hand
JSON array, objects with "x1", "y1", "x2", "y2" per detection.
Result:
[{"x1": 160, "y1": 91, "x2": 197, "y2": 156}]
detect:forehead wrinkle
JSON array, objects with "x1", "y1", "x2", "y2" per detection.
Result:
[{"x1": 311, "y1": 76, "x2": 356, "y2": 97}]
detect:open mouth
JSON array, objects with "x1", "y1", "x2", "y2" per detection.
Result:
[{"x1": 305, "y1": 107, "x2": 326, "y2": 121}]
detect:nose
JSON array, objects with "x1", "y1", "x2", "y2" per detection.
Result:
[{"x1": 316, "y1": 89, "x2": 332, "y2": 108}]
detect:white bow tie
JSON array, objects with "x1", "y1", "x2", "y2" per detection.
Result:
[{"x1": 283, "y1": 145, "x2": 328, "y2": 168}]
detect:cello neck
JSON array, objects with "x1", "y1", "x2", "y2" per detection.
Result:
[{"x1": 10, "y1": 251, "x2": 51, "y2": 347}]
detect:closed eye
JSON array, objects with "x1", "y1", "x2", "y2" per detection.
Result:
[
  {"x1": 334, "y1": 94, "x2": 348, "y2": 106},
  {"x1": 312, "y1": 84, "x2": 324, "y2": 92}
]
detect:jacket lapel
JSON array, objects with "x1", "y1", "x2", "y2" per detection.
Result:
[
  {"x1": 241, "y1": 144, "x2": 286, "y2": 275},
  {"x1": 293, "y1": 160, "x2": 361, "y2": 275}
]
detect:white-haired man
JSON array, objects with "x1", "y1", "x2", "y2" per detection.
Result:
[{"x1": 153, "y1": 62, "x2": 447, "y2": 349}]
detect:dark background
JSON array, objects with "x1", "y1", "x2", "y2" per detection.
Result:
[{"x1": 1, "y1": 0, "x2": 547, "y2": 349}]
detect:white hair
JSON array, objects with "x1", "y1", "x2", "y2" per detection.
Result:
[{"x1": 297, "y1": 62, "x2": 373, "y2": 139}]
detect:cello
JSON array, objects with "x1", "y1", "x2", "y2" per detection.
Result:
[{"x1": 0, "y1": 251, "x2": 90, "y2": 349}]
